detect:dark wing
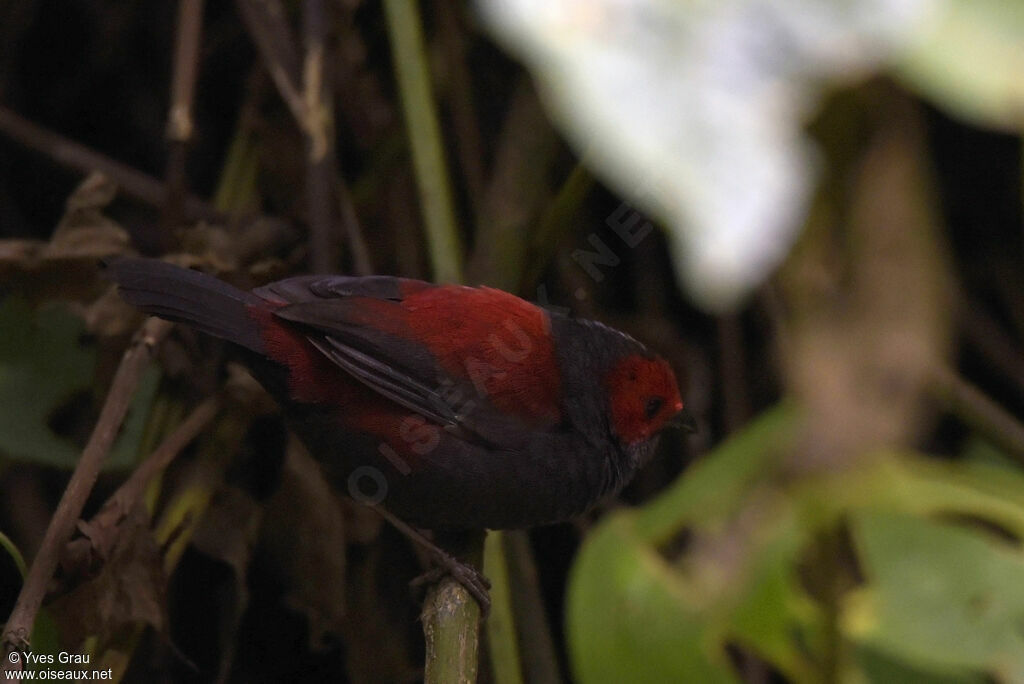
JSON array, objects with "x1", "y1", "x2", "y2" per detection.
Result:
[
  {"x1": 253, "y1": 274, "x2": 431, "y2": 304},
  {"x1": 261, "y1": 275, "x2": 563, "y2": 443},
  {"x1": 305, "y1": 335, "x2": 461, "y2": 428},
  {"x1": 261, "y1": 275, "x2": 459, "y2": 425}
]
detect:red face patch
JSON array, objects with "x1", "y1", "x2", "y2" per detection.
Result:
[{"x1": 604, "y1": 355, "x2": 683, "y2": 445}]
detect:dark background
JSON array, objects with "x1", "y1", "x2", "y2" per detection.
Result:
[{"x1": 0, "y1": 2, "x2": 1021, "y2": 682}]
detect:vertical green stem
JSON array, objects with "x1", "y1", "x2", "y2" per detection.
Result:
[
  {"x1": 485, "y1": 531, "x2": 525, "y2": 684},
  {"x1": 384, "y1": 0, "x2": 463, "y2": 284}
]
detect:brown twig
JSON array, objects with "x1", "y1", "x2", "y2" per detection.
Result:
[
  {"x1": 1, "y1": 317, "x2": 173, "y2": 670},
  {"x1": 0, "y1": 106, "x2": 222, "y2": 223},
  {"x1": 94, "y1": 395, "x2": 220, "y2": 532},
  {"x1": 237, "y1": 0, "x2": 370, "y2": 273},
  {"x1": 55, "y1": 395, "x2": 221, "y2": 598},
  {"x1": 234, "y1": 0, "x2": 305, "y2": 125},
  {"x1": 960, "y1": 303, "x2": 1024, "y2": 400},
  {"x1": 930, "y1": 364, "x2": 1024, "y2": 462},
  {"x1": 163, "y1": 0, "x2": 206, "y2": 231},
  {"x1": 336, "y1": 167, "x2": 373, "y2": 275}
]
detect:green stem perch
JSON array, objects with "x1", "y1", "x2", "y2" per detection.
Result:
[
  {"x1": 384, "y1": 0, "x2": 464, "y2": 284},
  {"x1": 422, "y1": 550, "x2": 483, "y2": 683}
]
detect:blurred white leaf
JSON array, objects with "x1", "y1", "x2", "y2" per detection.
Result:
[
  {"x1": 478, "y1": 0, "x2": 935, "y2": 309},
  {"x1": 896, "y1": 0, "x2": 1024, "y2": 132}
]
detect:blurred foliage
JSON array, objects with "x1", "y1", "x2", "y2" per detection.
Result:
[
  {"x1": 0, "y1": 300, "x2": 94, "y2": 468},
  {"x1": 569, "y1": 406, "x2": 1024, "y2": 682},
  {"x1": 480, "y1": 0, "x2": 1024, "y2": 310},
  {"x1": 0, "y1": 299, "x2": 159, "y2": 470},
  {"x1": 0, "y1": 1, "x2": 1021, "y2": 682},
  {"x1": 480, "y1": 1, "x2": 1024, "y2": 679},
  {"x1": 896, "y1": 0, "x2": 1024, "y2": 131}
]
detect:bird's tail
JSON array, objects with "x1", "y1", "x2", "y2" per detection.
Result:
[{"x1": 103, "y1": 257, "x2": 267, "y2": 354}]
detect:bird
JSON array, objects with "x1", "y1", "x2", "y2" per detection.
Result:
[{"x1": 104, "y1": 257, "x2": 692, "y2": 603}]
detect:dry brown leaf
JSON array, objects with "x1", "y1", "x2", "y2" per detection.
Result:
[
  {"x1": 0, "y1": 173, "x2": 131, "y2": 302},
  {"x1": 45, "y1": 172, "x2": 129, "y2": 261},
  {"x1": 49, "y1": 505, "x2": 167, "y2": 649}
]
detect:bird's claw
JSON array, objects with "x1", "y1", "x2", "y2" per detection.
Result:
[
  {"x1": 368, "y1": 505, "x2": 491, "y2": 614},
  {"x1": 411, "y1": 552, "x2": 492, "y2": 616}
]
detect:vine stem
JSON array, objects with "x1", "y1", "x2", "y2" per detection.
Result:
[
  {"x1": 1, "y1": 317, "x2": 172, "y2": 672},
  {"x1": 384, "y1": 0, "x2": 463, "y2": 284}
]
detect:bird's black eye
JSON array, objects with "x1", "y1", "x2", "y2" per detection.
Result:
[{"x1": 644, "y1": 396, "x2": 664, "y2": 420}]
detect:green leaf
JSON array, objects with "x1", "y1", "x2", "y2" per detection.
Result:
[
  {"x1": 838, "y1": 457, "x2": 1024, "y2": 545},
  {"x1": 567, "y1": 514, "x2": 739, "y2": 684},
  {"x1": 855, "y1": 645, "x2": 986, "y2": 684},
  {"x1": 848, "y1": 510, "x2": 1024, "y2": 679},
  {"x1": 634, "y1": 403, "x2": 799, "y2": 541},
  {"x1": 0, "y1": 530, "x2": 62, "y2": 666},
  {"x1": 106, "y1": 366, "x2": 161, "y2": 470},
  {"x1": 0, "y1": 299, "x2": 94, "y2": 467},
  {"x1": 726, "y1": 511, "x2": 821, "y2": 682},
  {"x1": 28, "y1": 610, "x2": 61, "y2": 664},
  {"x1": 0, "y1": 298, "x2": 158, "y2": 470},
  {"x1": 960, "y1": 436, "x2": 1024, "y2": 475},
  {"x1": 567, "y1": 406, "x2": 811, "y2": 682},
  {"x1": 0, "y1": 528, "x2": 26, "y2": 578},
  {"x1": 570, "y1": 405, "x2": 1024, "y2": 682},
  {"x1": 568, "y1": 408, "x2": 1024, "y2": 681}
]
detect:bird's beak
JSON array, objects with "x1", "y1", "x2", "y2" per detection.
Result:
[{"x1": 669, "y1": 408, "x2": 698, "y2": 434}]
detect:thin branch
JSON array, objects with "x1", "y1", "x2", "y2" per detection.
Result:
[
  {"x1": 163, "y1": 0, "x2": 206, "y2": 230},
  {"x1": 234, "y1": 0, "x2": 305, "y2": 125},
  {"x1": 373, "y1": 503, "x2": 485, "y2": 680},
  {"x1": 1, "y1": 317, "x2": 173, "y2": 669},
  {"x1": 336, "y1": 167, "x2": 373, "y2": 275},
  {"x1": 237, "y1": 0, "x2": 371, "y2": 273},
  {"x1": 0, "y1": 106, "x2": 222, "y2": 223},
  {"x1": 930, "y1": 364, "x2": 1024, "y2": 462},
  {"x1": 166, "y1": 0, "x2": 205, "y2": 146},
  {"x1": 960, "y1": 303, "x2": 1024, "y2": 400},
  {"x1": 466, "y1": 81, "x2": 558, "y2": 291},
  {"x1": 55, "y1": 395, "x2": 221, "y2": 597},
  {"x1": 302, "y1": 0, "x2": 335, "y2": 273},
  {"x1": 384, "y1": 0, "x2": 463, "y2": 284},
  {"x1": 94, "y1": 395, "x2": 220, "y2": 530},
  {"x1": 435, "y1": 1, "x2": 485, "y2": 205},
  {"x1": 520, "y1": 165, "x2": 593, "y2": 292}
]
